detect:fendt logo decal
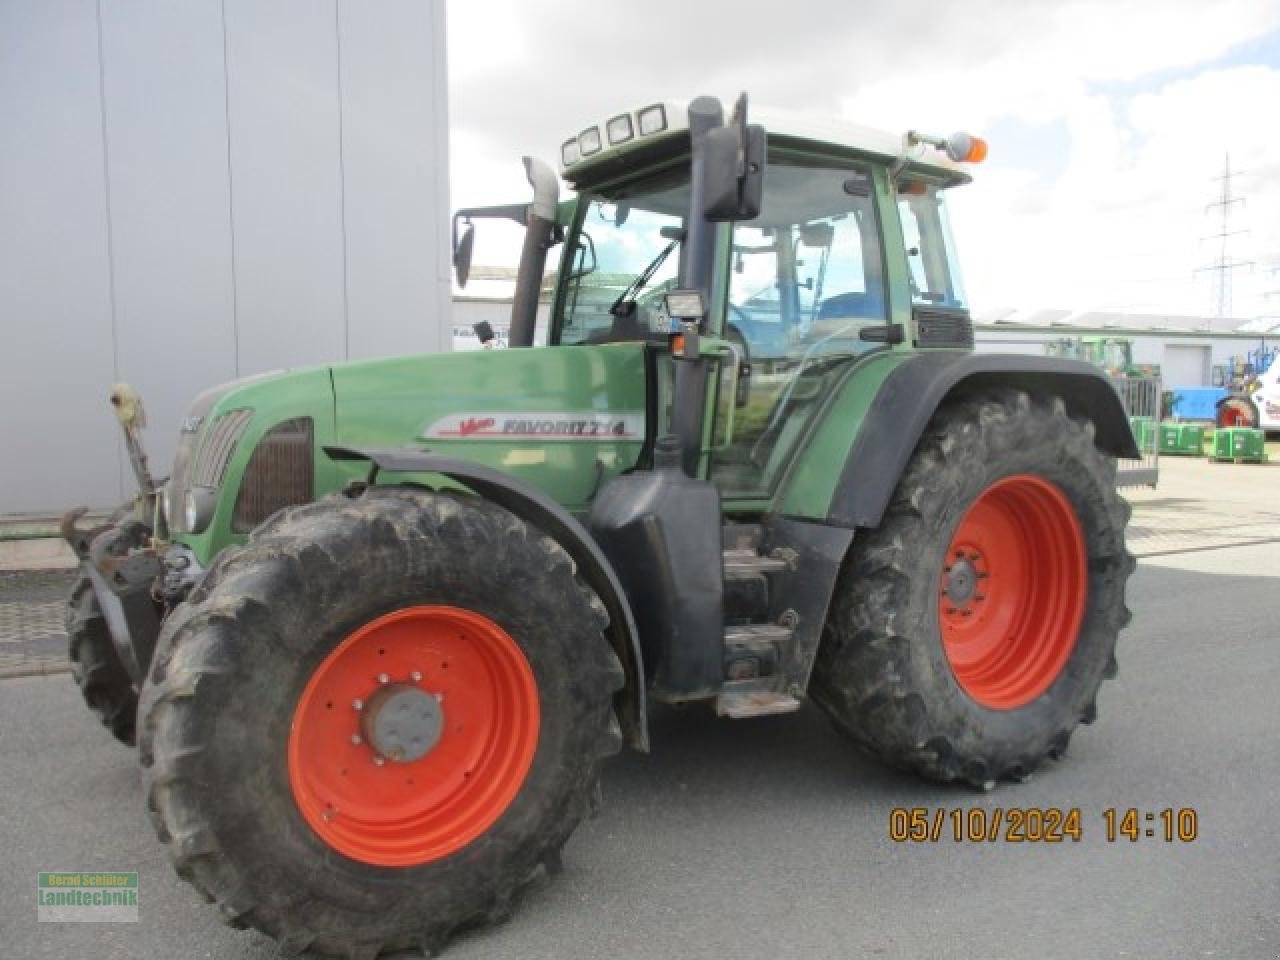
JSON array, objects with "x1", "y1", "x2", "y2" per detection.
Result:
[{"x1": 424, "y1": 412, "x2": 644, "y2": 441}]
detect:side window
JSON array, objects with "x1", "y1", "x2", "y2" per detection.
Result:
[
  {"x1": 897, "y1": 183, "x2": 967, "y2": 308},
  {"x1": 712, "y1": 165, "x2": 886, "y2": 498}
]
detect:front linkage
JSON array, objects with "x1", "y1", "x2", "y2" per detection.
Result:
[{"x1": 61, "y1": 385, "x2": 204, "y2": 743}]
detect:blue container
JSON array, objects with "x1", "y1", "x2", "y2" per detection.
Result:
[{"x1": 1168, "y1": 387, "x2": 1226, "y2": 421}]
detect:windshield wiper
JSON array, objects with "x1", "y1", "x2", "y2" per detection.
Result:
[{"x1": 609, "y1": 230, "x2": 683, "y2": 317}]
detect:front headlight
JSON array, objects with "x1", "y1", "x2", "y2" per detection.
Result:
[{"x1": 183, "y1": 488, "x2": 216, "y2": 534}]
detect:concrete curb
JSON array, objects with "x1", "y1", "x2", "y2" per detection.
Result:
[
  {"x1": 0, "y1": 538, "x2": 78, "y2": 571},
  {"x1": 0, "y1": 662, "x2": 72, "y2": 679}
]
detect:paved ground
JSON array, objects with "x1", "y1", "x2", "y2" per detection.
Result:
[
  {"x1": 3, "y1": 542, "x2": 1279, "y2": 958},
  {"x1": 1124, "y1": 454, "x2": 1280, "y2": 556},
  {"x1": 0, "y1": 569, "x2": 75, "y2": 677}
]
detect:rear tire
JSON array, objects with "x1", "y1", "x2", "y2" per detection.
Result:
[
  {"x1": 811, "y1": 389, "x2": 1135, "y2": 787},
  {"x1": 138, "y1": 486, "x2": 624, "y2": 958}
]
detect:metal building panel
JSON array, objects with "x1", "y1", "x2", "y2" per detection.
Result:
[
  {"x1": 0, "y1": 0, "x2": 121, "y2": 512},
  {"x1": 222, "y1": 0, "x2": 347, "y2": 374},
  {"x1": 337, "y1": 0, "x2": 451, "y2": 359},
  {"x1": 98, "y1": 0, "x2": 238, "y2": 480}
]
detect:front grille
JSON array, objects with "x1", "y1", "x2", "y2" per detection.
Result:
[
  {"x1": 167, "y1": 383, "x2": 239, "y2": 505},
  {"x1": 913, "y1": 306, "x2": 974, "y2": 348},
  {"x1": 191, "y1": 409, "x2": 252, "y2": 488},
  {"x1": 232, "y1": 418, "x2": 314, "y2": 533}
]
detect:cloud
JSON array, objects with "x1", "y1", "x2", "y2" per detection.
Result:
[{"x1": 446, "y1": 0, "x2": 1280, "y2": 317}]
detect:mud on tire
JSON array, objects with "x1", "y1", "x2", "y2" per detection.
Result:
[
  {"x1": 138, "y1": 486, "x2": 624, "y2": 958},
  {"x1": 810, "y1": 389, "x2": 1135, "y2": 788}
]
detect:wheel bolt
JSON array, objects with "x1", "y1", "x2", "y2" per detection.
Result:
[
  {"x1": 377, "y1": 673, "x2": 390, "y2": 685},
  {"x1": 434, "y1": 692, "x2": 444, "y2": 702},
  {"x1": 410, "y1": 670, "x2": 423, "y2": 682},
  {"x1": 350, "y1": 734, "x2": 362, "y2": 745},
  {"x1": 373, "y1": 755, "x2": 385, "y2": 766},
  {"x1": 352, "y1": 698, "x2": 364, "y2": 711}
]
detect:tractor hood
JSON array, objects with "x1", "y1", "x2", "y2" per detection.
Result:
[
  {"x1": 169, "y1": 343, "x2": 650, "y2": 564},
  {"x1": 329, "y1": 343, "x2": 649, "y2": 508}
]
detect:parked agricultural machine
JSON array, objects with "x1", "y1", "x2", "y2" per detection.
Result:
[{"x1": 63, "y1": 95, "x2": 1137, "y2": 957}]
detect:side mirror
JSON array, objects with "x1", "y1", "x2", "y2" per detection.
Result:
[
  {"x1": 702, "y1": 94, "x2": 766, "y2": 222},
  {"x1": 453, "y1": 221, "x2": 475, "y2": 288}
]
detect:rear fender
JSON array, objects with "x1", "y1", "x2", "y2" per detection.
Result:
[{"x1": 824, "y1": 352, "x2": 1140, "y2": 530}]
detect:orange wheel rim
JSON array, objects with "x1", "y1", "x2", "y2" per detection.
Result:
[
  {"x1": 938, "y1": 475, "x2": 1087, "y2": 710},
  {"x1": 1221, "y1": 405, "x2": 1250, "y2": 427},
  {"x1": 288, "y1": 606, "x2": 539, "y2": 866}
]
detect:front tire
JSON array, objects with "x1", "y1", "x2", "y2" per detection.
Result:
[
  {"x1": 139, "y1": 487, "x2": 624, "y2": 958},
  {"x1": 65, "y1": 503, "x2": 147, "y2": 746},
  {"x1": 811, "y1": 390, "x2": 1135, "y2": 787},
  {"x1": 66, "y1": 573, "x2": 138, "y2": 745}
]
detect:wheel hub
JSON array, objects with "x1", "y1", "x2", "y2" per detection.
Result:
[
  {"x1": 359, "y1": 683, "x2": 444, "y2": 763},
  {"x1": 942, "y1": 554, "x2": 983, "y2": 609}
]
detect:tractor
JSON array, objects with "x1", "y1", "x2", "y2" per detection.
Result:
[{"x1": 62, "y1": 95, "x2": 1137, "y2": 958}]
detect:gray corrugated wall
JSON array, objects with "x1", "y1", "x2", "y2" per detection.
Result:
[{"x1": 0, "y1": 0, "x2": 451, "y2": 515}]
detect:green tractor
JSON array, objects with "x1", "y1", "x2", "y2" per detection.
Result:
[{"x1": 63, "y1": 95, "x2": 1137, "y2": 958}]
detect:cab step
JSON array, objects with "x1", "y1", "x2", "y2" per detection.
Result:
[
  {"x1": 722, "y1": 547, "x2": 792, "y2": 578},
  {"x1": 715, "y1": 690, "x2": 803, "y2": 719}
]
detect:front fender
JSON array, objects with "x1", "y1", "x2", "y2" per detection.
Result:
[{"x1": 325, "y1": 445, "x2": 649, "y2": 752}]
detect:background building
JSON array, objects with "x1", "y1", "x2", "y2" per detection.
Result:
[
  {"x1": 972, "y1": 307, "x2": 1275, "y2": 388},
  {"x1": 0, "y1": 0, "x2": 451, "y2": 515}
]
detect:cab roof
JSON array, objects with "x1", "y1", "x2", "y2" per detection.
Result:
[{"x1": 559, "y1": 98, "x2": 973, "y2": 189}]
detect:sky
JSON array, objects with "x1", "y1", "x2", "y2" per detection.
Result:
[{"x1": 446, "y1": 0, "x2": 1280, "y2": 321}]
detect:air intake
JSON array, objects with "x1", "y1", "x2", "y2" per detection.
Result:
[{"x1": 232, "y1": 418, "x2": 313, "y2": 533}]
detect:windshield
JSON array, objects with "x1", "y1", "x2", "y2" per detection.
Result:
[
  {"x1": 557, "y1": 178, "x2": 689, "y2": 345},
  {"x1": 897, "y1": 181, "x2": 967, "y2": 308}
]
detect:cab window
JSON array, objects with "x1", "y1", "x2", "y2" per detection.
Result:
[
  {"x1": 712, "y1": 163, "x2": 887, "y2": 498},
  {"x1": 897, "y1": 181, "x2": 967, "y2": 308}
]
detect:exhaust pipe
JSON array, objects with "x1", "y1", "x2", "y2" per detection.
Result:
[{"x1": 508, "y1": 157, "x2": 559, "y2": 348}]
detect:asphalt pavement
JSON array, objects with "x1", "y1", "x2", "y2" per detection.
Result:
[{"x1": 3, "y1": 541, "x2": 1279, "y2": 960}]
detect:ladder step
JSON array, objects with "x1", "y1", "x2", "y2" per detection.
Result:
[
  {"x1": 723, "y1": 623, "x2": 793, "y2": 648},
  {"x1": 716, "y1": 691, "x2": 803, "y2": 719},
  {"x1": 722, "y1": 548, "x2": 790, "y2": 578}
]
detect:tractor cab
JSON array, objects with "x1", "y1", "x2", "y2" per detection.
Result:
[{"x1": 457, "y1": 99, "x2": 982, "y2": 497}]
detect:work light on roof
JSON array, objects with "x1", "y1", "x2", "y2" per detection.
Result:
[
  {"x1": 606, "y1": 114, "x2": 634, "y2": 145},
  {"x1": 561, "y1": 138, "x2": 581, "y2": 167},
  {"x1": 637, "y1": 104, "x2": 667, "y2": 136},
  {"x1": 578, "y1": 126, "x2": 603, "y2": 156}
]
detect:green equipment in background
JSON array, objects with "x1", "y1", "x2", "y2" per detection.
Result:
[
  {"x1": 1157, "y1": 422, "x2": 1204, "y2": 456},
  {"x1": 1211, "y1": 427, "x2": 1267, "y2": 463},
  {"x1": 1129, "y1": 416, "x2": 1157, "y2": 453}
]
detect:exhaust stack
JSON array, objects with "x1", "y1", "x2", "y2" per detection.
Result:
[{"x1": 508, "y1": 157, "x2": 559, "y2": 348}]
